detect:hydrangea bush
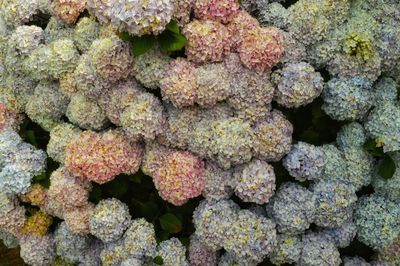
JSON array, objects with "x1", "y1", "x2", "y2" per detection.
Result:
[{"x1": 0, "y1": 0, "x2": 400, "y2": 265}]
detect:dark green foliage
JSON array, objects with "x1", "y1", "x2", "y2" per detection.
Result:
[
  {"x1": 363, "y1": 139, "x2": 396, "y2": 180},
  {"x1": 158, "y1": 21, "x2": 187, "y2": 52},
  {"x1": 364, "y1": 138, "x2": 385, "y2": 157},
  {"x1": 158, "y1": 32, "x2": 187, "y2": 53},
  {"x1": 131, "y1": 35, "x2": 157, "y2": 56},
  {"x1": 274, "y1": 97, "x2": 343, "y2": 146},
  {"x1": 119, "y1": 20, "x2": 187, "y2": 56},
  {"x1": 165, "y1": 21, "x2": 180, "y2": 34},
  {"x1": 19, "y1": 117, "x2": 50, "y2": 149},
  {"x1": 26, "y1": 12, "x2": 51, "y2": 29},
  {"x1": 102, "y1": 174, "x2": 129, "y2": 198},
  {"x1": 33, "y1": 157, "x2": 59, "y2": 188},
  {"x1": 129, "y1": 172, "x2": 143, "y2": 184},
  {"x1": 119, "y1": 32, "x2": 132, "y2": 41},
  {"x1": 378, "y1": 154, "x2": 396, "y2": 180},
  {"x1": 339, "y1": 239, "x2": 374, "y2": 261},
  {"x1": 158, "y1": 230, "x2": 171, "y2": 243},
  {"x1": 25, "y1": 130, "x2": 38, "y2": 148},
  {"x1": 89, "y1": 184, "x2": 102, "y2": 204},
  {"x1": 159, "y1": 213, "x2": 182, "y2": 234},
  {"x1": 153, "y1": 256, "x2": 164, "y2": 265}
]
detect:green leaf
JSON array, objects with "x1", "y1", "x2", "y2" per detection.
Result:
[
  {"x1": 153, "y1": 256, "x2": 164, "y2": 265},
  {"x1": 129, "y1": 172, "x2": 142, "y2": 184},
  {"x1": 166, "y1": 20, "x2": 180, "y2": 34},
  {"x1": 32, "y1": 170, "x2": 50, "y2": 187},
  {"x1": 179, "y1": 237, "x2": 190, "y2": 247},
  {"x1": 364, "y1": 138, "x2": 376, "y2": 150},
  {"x1": 159, "y1": 213, "x2": 182, "y2": 233},
  {"x1": 311, "y1": 102, "x2": 324, "y2": 119},
  {"x1": 157, "y1": 230, "x2": 170, "y2": 243},
  {"x1": 299, "y1": 180, "x2": 311, "y2": 187},
  {"x1": 26, "y1": 130, "x2": 38, "y2": 147},
  {"x1": 140, "y1": 202, "x2": 159, "y2": 220},
  {"x1": 131, "y1": 35, "x2": 156, "y2": 56},
  {"x1": 119, "y1": 32, "x2": 132, "y2": 41},
  {"x1": 312, "y1": 116, "x2": 330, "y2": 131},
  {"x1": 104, "y1": 179, "x2": 128, "y2": 198},
  {"x1": 364, "y1": 138, "x2": 385, "y2": 157},
  {"x1": 89, "y1": 184, "x2": 102, "y2": 204},
  {"x1": 33, "y1": 171, "x2": 47, "y2": 181},
  {"x1": 38, "y1": 178, "x2": 50, "y2": 188},
  {"x1": 158, "y1": 31, "x2": 187, "y2": 52},
  {"x1": 299, "y1": 127, "x2": 320, "y2": 144},
  {"x1": 379, "y1": 154, "x2": 396, "y2": 180}
]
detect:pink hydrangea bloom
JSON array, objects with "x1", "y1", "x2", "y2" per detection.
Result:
[
  {"x1": 183, "y1": 20, "x2": 231, "y2": 63},
  {"x1": 239, "y1": 27, "x2": 284, "y2": 73},
  {"x1": 48, "y1": 167, "x2": 91, "y2": 211},
  {"x1": 64, "y1": 203, "x2": 94, "y2": 235},
  {"x1": 154, "y1": 150, "x2": 205, "y2": 206},
  {"x1": 144, "y1": 144, "x2": 206, "y2": 206},
  {"x1": 0, "y1": 195, "x2": 26, "y2": 237},
  {"x1": 52, "y1": 0, "x2": 87, "y2": 24},
  {"x1": 189, "y1": 234, "x2": 218, "y2": 266},
  {"x1": 0, "y1": 103, "x2": 21, "y2": 132},
  {"x1": 194, "y1": 0, "x2": 240, "y2": 24},
  {"x1": 172, "y1": 0, "x2": 194, "y2": 27},
  {"x1": 160, "y1": 58, "x2": 198, "y2": 107},
  {"x1": 65, "y1": 130, "x2": 143, "y2": 184},
  {"x1": 227, "y1": 10, "x2": 259, "y2": 51}
]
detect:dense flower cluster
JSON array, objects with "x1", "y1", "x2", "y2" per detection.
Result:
[
  {"x1": 142, "y1": 143, "x2": 205, "y2": 206},
  {"x1": 87, "y1": 0, "x2": 174, "y2": 36},
  {"x1": 0, "y1": 130, "x2": 46, "y2": 194},
  {"x1": 65, "y1": 129, "x2": 143, "y2": 184},
  {"x1": 0, "y1": 0, "x2": 400, "y2": 265}
]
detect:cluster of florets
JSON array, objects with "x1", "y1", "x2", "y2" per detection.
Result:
[
  {"x1": 0, "y1": 130, "x2": 46, "y2": 194},
  {"x1": 65, "y1": 129, "x2": 143, "y2": 184},
  {"x1": 182, "y1": 6, "x2": 284, "y2": 69},
  {"x1": 193, "y1": 199, "x2": 277, "y2": 264},
  {"x1": 365, "y1": 100, "x2": 400, "y2": 153},
  {"x1": 189, "y1": 234, "x2": 218, "y2": 266},
  {"x1": 268, "y1": 182, "x2": 316, "y2": 235},
  {"x1": 0, "y1": 100, "x2": 22, "y2": 132},
  {"x1": 142, "y1": 142, "x2": 206, "y2": 206},
  {"x1": 158, "y1": 102, "x2": 293, "y2": 170},
  {"x1": 1, "y1": 0, "x2": 400, "y2": 265},
  {"x1": 233, "y1": 159, "x2": 276, "y2": 204},
  {"x1": 283, "y1": 142, "x2": 325, "y2": 181},
  {"x1": 48, "y1": 167, "x2": 91, "y2": 212},
  {"x1": 322, "y1": 77, "x2": 373, "y2": 121},
  {"x1": 283, "y1": 123, "x2": 375, "y2": 191},
  {"x1": 272, "y1": 62, "x2": 324, "y2": 108},
  {"x1": 87, "y1": 0, "x2": 174, "y2": 36},
  {"x1": 0, "y1": 0, "x2": 52, "y2": 28},
  {"x1": 354, "y1": 193, "x2": 400, "y2": 249},
  {"x1": 51, "y1": 0, "x2": 87, "y2": 25},
  {"x1": 89, "y1": 198, "x2": 131, "y2": 242}
]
